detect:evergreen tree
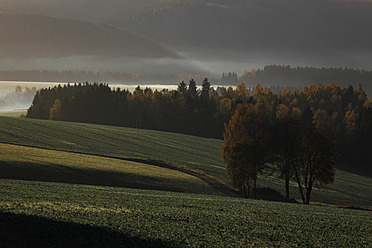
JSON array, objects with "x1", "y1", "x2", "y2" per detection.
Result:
[
  {"x1": 188, "y1": 79, "x2": 197, "y2": 98},
  {"x1": 178, "y1": 81, "x2": 188, "y2": 95}
]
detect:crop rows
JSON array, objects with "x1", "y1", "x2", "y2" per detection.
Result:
[{"x1": 0, "y1": 179, "x2": 371, "y2": 247}]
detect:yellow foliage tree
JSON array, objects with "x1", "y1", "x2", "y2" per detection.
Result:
[
  {"x1": 49, "y1": 99, "x2": 63, "y2": 120},
  {"x1": 221, "y1": 104, "x2": 267, "y2": 198},
  {"x1": 276, "y1": 104, "x2": 290, "y2": 120}
]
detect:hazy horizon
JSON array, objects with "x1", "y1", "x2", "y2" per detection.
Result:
[{"x1": 0, "y1": 0, "x2": 371, "y2": 75}]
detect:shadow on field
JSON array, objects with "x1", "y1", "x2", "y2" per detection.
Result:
[
  {"x1": 256, "y1": 187, "x2": 298, "y2": 203},
  {"x1": 335, "y1": 164, "x2": 372, "y2": 178},
  {"x1": 0, "y1": 161, "x2": 194, "y2": 193},
  {"x1": 0, "y1": 212, "x2": 176, "y2": 248}
]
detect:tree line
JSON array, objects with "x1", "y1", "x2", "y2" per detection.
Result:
[
  {"x1": 239, "y1": 65, "x2": 372, "y2": 96},
  {"x1": 27, "y1": 80, "x2": 372, "y2": 172},
  {"x1": 221, "y1": 72, "x2": 238, "y2": 84}
]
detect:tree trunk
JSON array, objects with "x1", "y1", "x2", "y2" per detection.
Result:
[
  {"x1": 284, "y1": 157, "x2": 290, "y2": 200},
  {"x1": 241, "y1": 185, "x2": 246, "y2": 198},
  {"x1": 253, "y1": 178, "x2": 257, "y2": 199},
  {"x1": 295, "y1": 169, "x2": 306, "y2": 204},
  {"x1": 305, "y1": 180, "x2": 313, "y2": 205},
  {"x1": 242, "y1": 180, "x2": 250, "y2": 198},
  {"x1": 285, "y1": 178, "x2": 290, "y2": 200}
]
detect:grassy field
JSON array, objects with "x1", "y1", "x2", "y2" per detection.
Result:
[
  {"x1": 0, "y1": 116, "x2": 371, "y2": 207},
  {"x1": 0, "y1": 179, "x2": 371, "y2": 247},
  {"x1": 0, "y1": 143, "x2": 215, "y2": 195},
  {"x1": 0, "y1": 116, "x2": 225, "y2": 181},
  {"x1": 0, "y1": 113, "x2": 371, "y2": 246}
]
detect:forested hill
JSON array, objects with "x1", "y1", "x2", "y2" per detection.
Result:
[
  {"x1": 3, "y1": 0, "x2": 371, "y2": 58},
  {"x1": 0, "y1": 12, "x2": 179, "y2": 59},
  {"x1": 238, "y1": 65, "x2": 372, "y2": 97},
  {"x1": 26, "y1": 82, "x2": 372, "y2": 168},
  {"x1": 110, "y1": 0, "x2": 372, "y2": 54}
]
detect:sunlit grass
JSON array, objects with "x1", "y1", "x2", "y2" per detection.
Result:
[{"x1": 0, "y1": 143, "x2": 216, "y2": 195}]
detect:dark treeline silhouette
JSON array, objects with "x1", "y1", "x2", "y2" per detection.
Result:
[
  {"x1": 221, "y1": 72, "x2": 238, "y2": 85},
  {"x1": 239, "y1": 65, "x2": 372, "y2": 96},
  {"x1": 27, "y1": 80, "x2": 372, "y2": 169}
]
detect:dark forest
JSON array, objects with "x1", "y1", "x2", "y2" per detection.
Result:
[{"x1": 27, "y1": 80, "x2": 372, "y2": 170}]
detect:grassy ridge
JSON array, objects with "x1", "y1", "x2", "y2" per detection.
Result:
[
  {"x1": 0, "y1": 116, "x2": 371, "y2": 207},
  {"x1": 0, "y1": 179, "x2": 371, "y2": 247},
  {"x1": 0, "y1": 143, "x2": 216, "y2": 195},
  {"x1": 0, "y1": 116, "x2": 226, "y2": 181}
]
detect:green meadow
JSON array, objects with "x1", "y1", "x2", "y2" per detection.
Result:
[
  {"x1": 0, "y1": 116, "x2": 371, "y2": 207},
  {"x1": 0, "y1": 179, "x2": 371, "y2": 247},
  {"x1": 0, "y1": 114, "x2": 371, "y2": 247}
]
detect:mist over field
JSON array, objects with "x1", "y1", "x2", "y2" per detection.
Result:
[
  {"x1": 0, "y1": 0, "x2": 371, "y2": 107},
  {"x1": 0, "y1": 84, "x2": 37, "y2": 111},
  {"x1": 0, "y1": 0, "x2": 371, "y2": 75},
  {"x1": 180, "y1": 49, "x2": 372, "y2": 75},
  {"x1": 0, "y1": 56, "x2": 203, "y2": 75}
]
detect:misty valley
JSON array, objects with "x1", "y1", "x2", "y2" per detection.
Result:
[
  {"x1": 0, "y1": 81, "x2": 178, "y2": 111},
  {"x1": 0, "y1": 0, "x2": 372, "y2": 247}
]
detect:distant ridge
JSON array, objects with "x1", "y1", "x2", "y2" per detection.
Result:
[{"x1": 0, "y1": 12, "x2": 179, "y2": 59}]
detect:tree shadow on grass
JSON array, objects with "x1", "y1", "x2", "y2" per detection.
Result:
[
  {"x1": 335, "y1": 164, "x2": 372, "y2": 178},
  {"x1": 0, "y1": 161, "x2": 195, "y2": 193},
  {"x1": 257, "y1": 187, "x2": 298, "y2": 203},
  {"x1": 0, "y1": 212, "x2": 176, "y2": 248}
]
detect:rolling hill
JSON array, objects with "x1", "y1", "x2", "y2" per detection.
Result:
[
  {"x1": 0, "y1": 143, "x2": 215, "y2": 195},
  {"x1": 0, "y1": 0, "x2": 163, "y2": 22},
  {"x1": 111, "y1": 0, "x2": 372, "y2": 53},
  {"x1": 2, "y1": 0, "x2": 371, "y2": 69},
  {"x1": 0, "y1": 12, "x2": 178, "y2": 59},
  {"x1": 0, "y1": 114, "x2": 371, "y2": 246},
  {"x1": 0, "y1": 115, "x2": 371, "y2": 208}
]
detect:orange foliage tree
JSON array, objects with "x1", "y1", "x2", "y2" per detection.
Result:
[{"x1": 221, "y1": 104, "x2": 268, "y2": 198}]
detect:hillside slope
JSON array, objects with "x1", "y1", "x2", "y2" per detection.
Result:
[
  {"x1": 0, "y1": 143, "x2": 216, "y2": 195},
  {"x1": 112, "y1": 0, "x2": 372, "y2": 53},
  {"x1": 2, "y1": 0, "x2": 371, "y2": 70},
  {"x1": 0, "y1": 0, "x2": 163, "y2": 22},
  {"x1": 0, "y1": 116, "x2": 371, "y2": 207},
  {"x1": 0, "y1": 12, "x2": 178, "y2": 59}
]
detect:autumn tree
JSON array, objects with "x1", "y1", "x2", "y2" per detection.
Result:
[
  {"x1": 271, "y1": 117, "x2": 304, "y2": 200},
  {"x1": 222, "y1": 104, "x2": 268, "y2": 198},
  {"x1": 294, "y1": 129, "x2": 336, "y2": 204},
  {"x1": 276, "y1": 104, "x2": 290, "y2": 120},
  {"x1": 313, "y1": 109, "x2": 331, "y2": 136},
  {"x1": 49, "y1": 99, "x2": 63, "y2": 120},
  {"x1": 235, "y1": 82, "x2": 250, "y2": 103},
  {"x1": 218, "y1": 98, "x2": 233, "y2": 123}
]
